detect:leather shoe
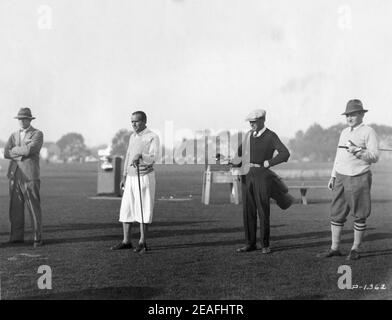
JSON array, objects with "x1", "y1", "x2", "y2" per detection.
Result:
[
  {"x1": 134, "y1": 242, "x2": 148, "y2": 253},
  {"x1": 261, "y1": 247, "x2": 271, "y2": 254},
  {"x1": 8, "y1": 240, "x2": 25, "y2": 245},
  {"x1": 236, "y1": 245, "x2": 257, "y2": 253},
  {"x1": 111, "y1": 242, "x2": 133, "y2": 250},
  {"x1": 346, "y1": 249, "x2": 360, "y2": 260},
  {"x1": 317, "y1": 248, "x2": 342, "y2": 258}
]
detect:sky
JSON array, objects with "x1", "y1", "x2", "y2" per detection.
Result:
[{"x1": 1, "y1": 0, "x2": 392, "y2": 147}]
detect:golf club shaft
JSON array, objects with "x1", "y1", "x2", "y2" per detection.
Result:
[{"x1": 338, "y1": 146, "x2": 392, "y2": 151}]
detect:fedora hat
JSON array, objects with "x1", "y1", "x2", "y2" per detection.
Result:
[
  {"x1": 14, "y1": 108, "x2": 36, "y2": 120},
  {"x1": 342, "y1": 99, "x2": 368, "y2": 115}
]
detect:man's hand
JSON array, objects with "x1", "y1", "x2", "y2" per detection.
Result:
[
  {"x1": 347, "y1": 145, "x2": 362, "y2": 154},
  {"x1": 120, "y1": 177, "x2": 126, "y2": 191},
  {"x1": 23, "y1": 139, "x2": 33, "y2": 145},
  {"x1": 263, "y1": 160, "x2": 270, "y2": 168},
  {"x1": 328, "y1": 177, "x2": 336, "y2": 191},
  {"x1": 225, "y1": 160, "x2": 235, "y2": 169},
  {"x1": 132, "y1": 154, "x2": 142, "y2": 167},
  {"x1": 346, "y1": 140, "x2": 362, "y2": 156}
]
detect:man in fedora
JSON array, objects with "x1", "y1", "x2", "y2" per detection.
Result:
[
  {"x1": 318, "y1": 99, "x2": 379, "y2": 260},
  {"x1": 4, "y1": 108, "x2": 44, "y2": 247},
  {"x1": 232, "y1": 109, "x2": 291, "y2": 254}
]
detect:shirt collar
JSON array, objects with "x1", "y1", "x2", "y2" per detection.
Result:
[
  {"x1": 135, "y1": 127, "x2": 149, "y2": 136},
  {"x1": 20, "y1": 126, "x2": 31, "y2": 132},
  {"x1": 252, "y1": 127, "x2": 267, "y2": 137},
  {"x1": 350, "y1": 123, "x2": 365, "y2": 132}
]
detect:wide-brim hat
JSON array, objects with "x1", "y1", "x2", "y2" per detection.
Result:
[
  {"x1": 342, "y1": 99, "x2": 368, "y2": 115},
  {"x1": 245, "y1": 109, "x2": 266, "y2": 121},
  {"x1": 14, "y1": 108, "x2": 35, "y2": 120}
]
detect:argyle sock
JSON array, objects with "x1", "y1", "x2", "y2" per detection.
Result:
[
  {"x1": 331, "y1": 222, "x2": 344, "y2": 251},
  {"x1": 352, "y1": 222, "x2": 366, "y2": 251}
]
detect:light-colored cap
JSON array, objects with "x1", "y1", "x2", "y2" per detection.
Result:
[{"x1": 245, "y1": 109, "x2": 266, "y2": 121}]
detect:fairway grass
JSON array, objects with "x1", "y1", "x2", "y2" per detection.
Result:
[{"x1": 0, "y1": 162, "x2": 391, "y2": 300}]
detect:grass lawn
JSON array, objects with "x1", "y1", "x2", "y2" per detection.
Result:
[{"x1": 0, "y1": 161, "x2": 391, "y2": 300}]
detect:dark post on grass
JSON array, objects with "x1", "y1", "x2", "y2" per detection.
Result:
[{"x1": 97, "y1": 156, "x2": 123, "y2": 196}]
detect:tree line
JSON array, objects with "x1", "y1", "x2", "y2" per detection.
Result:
[
  {"x1": 288, "y1": 123, "x2": 392, "y2": 161},
  {"x1": 2, "y1": 123, "x2": 391, "y2": 163},
  {"x1": 41, "y1": 131, "x2": 131, "y2": 162}
]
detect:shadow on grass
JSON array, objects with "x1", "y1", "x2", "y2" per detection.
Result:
[
  {"x1": 272, "y1": 231, "x2": 389, "y2": 252},
  {"x1": 0, "y1": 235, "x2": 120, "y2": 248},
  {"x1": 0, "y1": 224, "x2": 284, "y2": 247},
  {"x1": 288, "y1": 198, "x2": 392, "y2": 205},
  {"x1": 360, "y1": 248, "x2": 392, "y2": 259},
  {"x1": 3, "y1": 227, "x2": 389, "y2": 253},
  {"x1": 14, "y1": 286, "x2": 162, "y2": 300},
  {"x1": 11, "y1": 225, "x2": 282, "y2": 247},
  {"x1": 0, "y1": 220, "x2": 220, "y2": 237},
  {"x1": 147, "y1": 224, "x2": 285, "y2": 239},
  {"x1": 152, "y1": 229, "x2": 390, "y2": 252},
  {"x1": 45, "y1": 220, "x2": 216, "y2": 231}
]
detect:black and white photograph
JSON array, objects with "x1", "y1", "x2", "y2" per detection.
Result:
[{"x1": 0, "y1": 0, "x2": 391, "y2": 307}]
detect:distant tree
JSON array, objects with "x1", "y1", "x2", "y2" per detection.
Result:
[
  {"x1": 289, "y1": 124, "x2": 325, "y2": 161},
  {"x1": 289, "y1": 123, "x2": 346, "y2": 161},
  {"x1": 370, "y1": 124, "x2": 392, "y2": 144},
  {"x1": 323, "y1": 123, "x2": 346, "y2": 160},
  {"x1": 111, "y1": 129, "x2": 131, "y2": 157},
  {"x1": 370, "y1": 124, "x2": 392, "y2": 136},
  {"x1": 304, "y1": 124, "x2": 326, "y2": 160},
  {"x1": 56, "y1": 133, "x2": 89, "y2": 163},
  {"x1": 43, "y1": 142, "x2": 61, "y2": 160},
  {"x1": 370, "y1": 124, "x2": 392, "y2": 157},
  {"x1": 288, "y1": 130, "x2": 306, "y2": 160}
]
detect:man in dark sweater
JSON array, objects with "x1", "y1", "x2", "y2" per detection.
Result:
[{"x1": 234, "y1": 109, "x2": 290, "y2": 253}]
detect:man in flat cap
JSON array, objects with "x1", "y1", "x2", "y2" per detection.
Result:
[
  {"x1": 233, "y1": 109, "x2": 291, "y2": 254},
  {"x1": 4, "y1": 108, "x2": 44, "y2": 247},
  {"x1": 318, "y1": 99, "x2": 379, "y2": 260}
]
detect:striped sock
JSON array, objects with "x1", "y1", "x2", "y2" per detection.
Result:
[
  {"x1": 352, "y1": 222, "x2": 366, "y2": 250},
  {"x1": 331, "y1": 222, "x2": 344, "y2": 251}
]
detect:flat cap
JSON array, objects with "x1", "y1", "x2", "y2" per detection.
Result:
[{"x1": 245, "y1": 109, "x2": 266, "y2": 121}]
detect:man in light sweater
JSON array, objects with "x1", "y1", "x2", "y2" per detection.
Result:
[
  {"x1": 111, "y1": 111, "x2": 160, "y2": 253},
  {"x1": 319, "y1": 99, "x2": 379, "y2": 260}
]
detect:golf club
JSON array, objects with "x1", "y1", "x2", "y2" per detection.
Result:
[
  {"x1": 338, "y1": 146, "x2": 392, "y2": 151},
  {"x1": 136, "y1": 162, "x2": 146, "y2": 243}
]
